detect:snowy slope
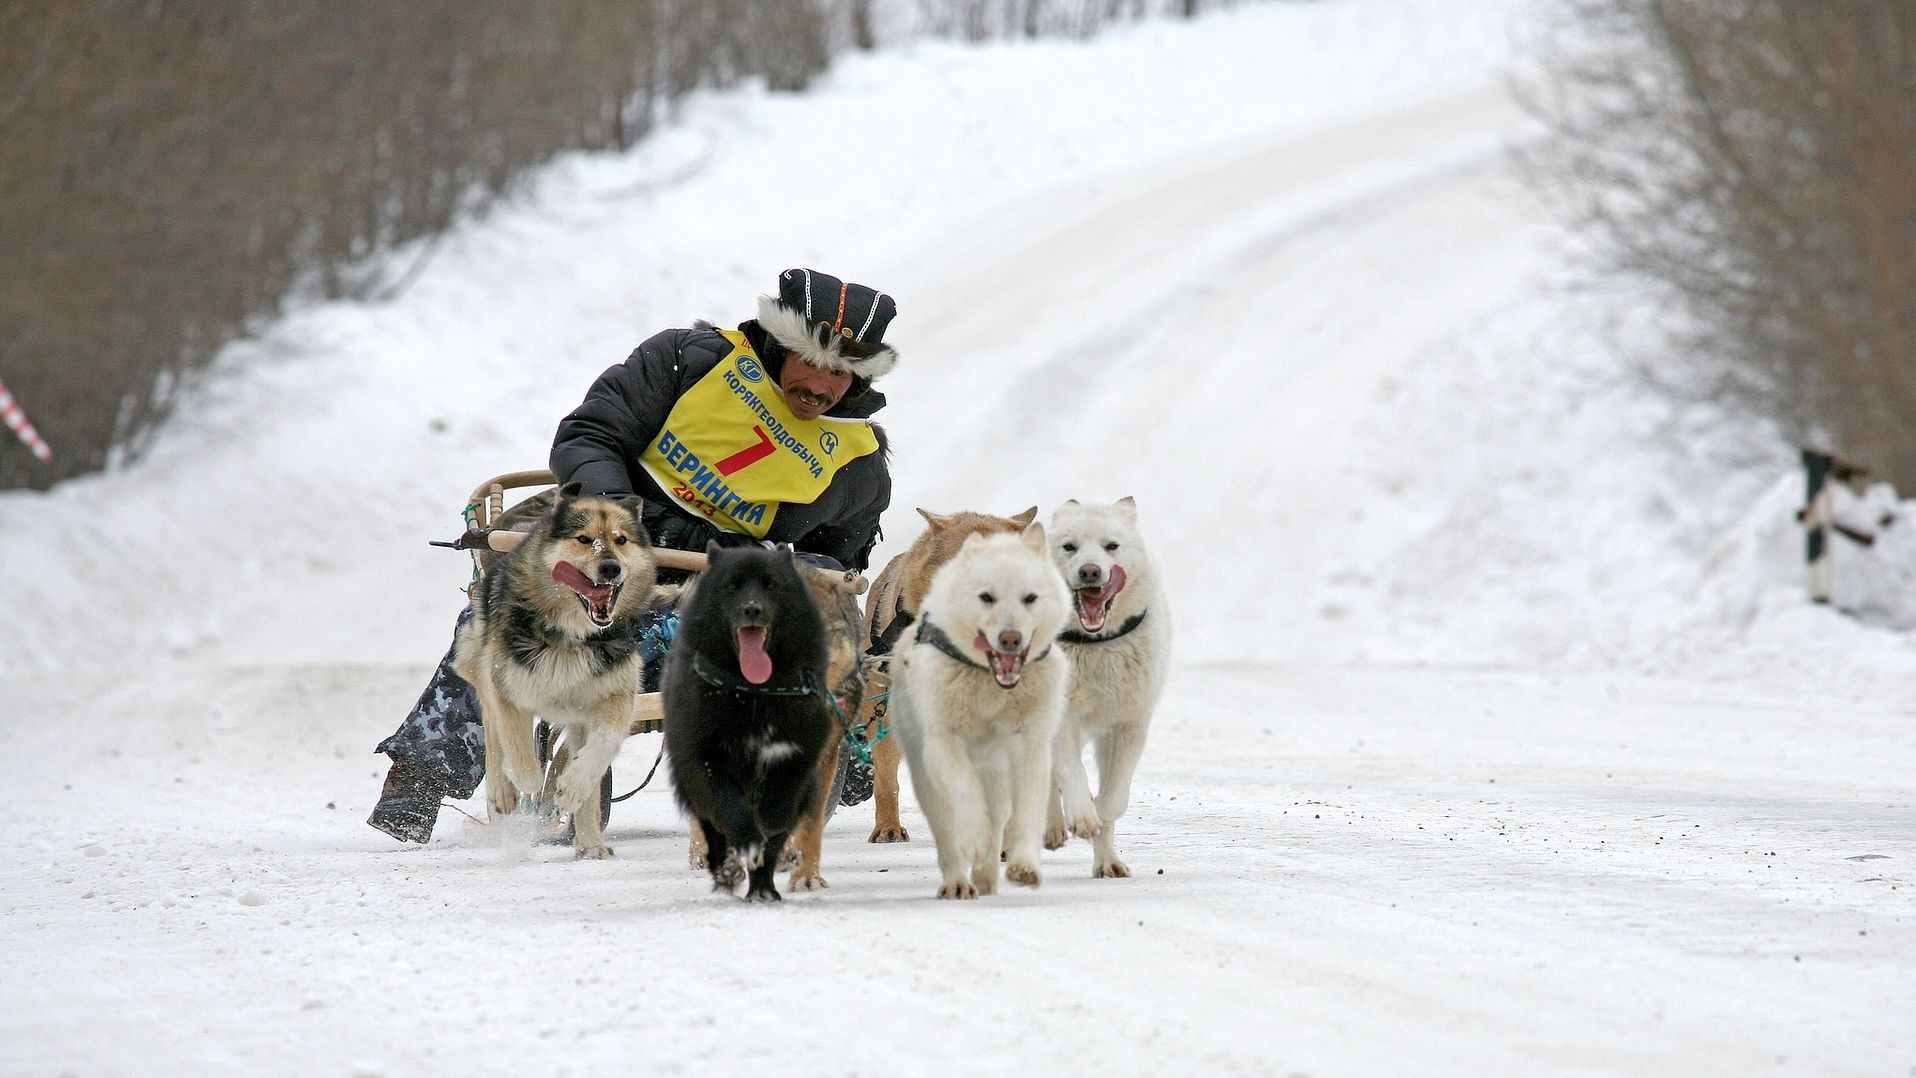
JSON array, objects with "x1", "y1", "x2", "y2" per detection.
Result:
[{"x1": 2, "y1": 3, "x2": 1912, "y2": 1076}]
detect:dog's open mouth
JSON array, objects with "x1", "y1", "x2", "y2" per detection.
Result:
[
  {"x1": 1074, "y1": 564, "x2": 1127, "y2": 633},
  {"x1": 552, "y1": 561, "x2": 621, "y2": 628},
  {"x1": 736, "y1": 625, "x2": 772, "y2": 685},
  {"x1": 973, "y1": 632, "x2": 1027, "y2": 689}
]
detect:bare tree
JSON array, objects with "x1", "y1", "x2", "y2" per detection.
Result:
[
  {"x1": 1525, "y1": 0, "x2": 1916, "y2": 488},
  {"x1": 847, "y1": 0, "x2": 879, "y2": 49}
]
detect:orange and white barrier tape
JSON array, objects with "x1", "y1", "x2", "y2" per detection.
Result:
[{"x1": 0, "y1": 377, "x2": 53, "y2": 463}]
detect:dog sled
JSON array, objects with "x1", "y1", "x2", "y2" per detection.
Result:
[{"x1": 433, "y1": 468, "x2": 883, "y2": 828}]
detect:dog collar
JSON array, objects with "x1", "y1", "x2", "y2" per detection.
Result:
[
  {"x1": 691, "y1": 651, "x2": 824, "y2": 698},
  {"x1": 1059, "y1": 609, "x2": 1149, "y2": 645},
  {"x1": 913, "y1": 618, "x2": 1051, "y2": 673}
]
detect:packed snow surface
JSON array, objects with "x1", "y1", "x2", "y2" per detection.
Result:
[{"x1": 2, "y1": 2, "x2": 1911, "y2": 1075}]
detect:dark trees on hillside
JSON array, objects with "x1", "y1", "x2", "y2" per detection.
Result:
[
  {"x1": 0, "y1": 0, "x2": 1249, "y2": 490},
  {"x1": 0, "y1": 1, "x2": 838, "y2": 489}
]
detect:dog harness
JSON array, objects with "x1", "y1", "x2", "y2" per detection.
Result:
[
  {"x1": 1058, "y1": 609, "x2": 1149, "y2": 645},
  {"x1": 912, "y1": 617, "x2": 1053, "y2": 672},
  {"x1": 690, "y1": 650, "x2": 828, "y2": 699},
  {"x1": 637, "y1": 329, "x2": 881, "y2": 540},
  {"x1": 866, "y1": 592, "x2": 914, "y2": 656}
]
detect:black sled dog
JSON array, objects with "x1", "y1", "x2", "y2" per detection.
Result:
[{"x1": 664, "y1": 543, "x2": 834, "y2": 902}]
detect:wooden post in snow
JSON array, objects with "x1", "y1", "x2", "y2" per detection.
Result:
[
  {"x1": 1801, "y1": 449, "x2": 1834, "y2": 603},
  {"x1": 1798, "y1": 449, "x2": 1875, "y2": 604}
]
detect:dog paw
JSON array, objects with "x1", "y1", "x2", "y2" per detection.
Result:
[
  {"x1": 868, "y1": 824, "x2": 911, "y2": 843},
  {"x1": 1005, "y1": 860, "x2": 1042, "y2": 888},
  {"x1": 1093, "y1": 857, "x2": 1131, "y2": 879},
  {"x1": 1066, "y1": 806, "x2": 1103, "y2": 840},
  {"x1": 936, "y1": 879, "x2": 978, "y2": 900},
  {"x1": 484, "y1": 783, "x2": 520, "y2": 820},
  {"x1": 573, "y1": 843, "x2": 614, "y2": 860},
  {"x1": 970, "y1": 865, "x2": 999, "y2": 897},
  {"x1": 778, "y1": 846, "x2": 802, "y2": 871},
  {"x1": 1043, "y1": 824, "x2": 1069, "y2": 850},
  {"x1": 788, "y1": 870, "x2": 829, "y2": 891},
  {"x1": 744, "y1": 886, "x2": 783, "y2": 904},
  {"x1": 713, "y1": 854, "x2": 745, "y2": 888}
]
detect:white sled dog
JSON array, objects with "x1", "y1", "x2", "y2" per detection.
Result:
[
  {"x1": 1046, "y1": 497, "x2": 1171, "y2": 878},
  {"x1": 891, "y1": 524, "x2": 1071, "y2": 899}
]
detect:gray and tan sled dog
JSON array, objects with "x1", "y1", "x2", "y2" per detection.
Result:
[
  {"x1": 1045, "y1": 497, "x2": 1172, "y2": 878},
  {"x1": 451, "y1": 483, "x2": 658, "y2": 859},
  {"x1": 859, "y1": 506, "x2": 1037, "y2": 843},
  {"x1": 890, "y1": 524, "x2": 1070, "y2": 899}
]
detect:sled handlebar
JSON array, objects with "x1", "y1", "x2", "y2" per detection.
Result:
[
  {"x1": 430, "y1": 527, "x2": 868, "y2": 593},
  {"x1": 434, "y1": 470, "x2": 867, "y2": 592},
  {"x1": 430, "y1": 528, "x2": 708, "y2": 571}
]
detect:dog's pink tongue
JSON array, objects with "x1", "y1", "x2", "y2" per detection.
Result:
[
  {"x1": 736, "y1": 626, "x2": 772, "y2": 685},
  {"x1": 553, "y1": 561, "x2": 611, "y2": 603},
  {"x1": 975, "y1": 632, "x2": 1026, "y2": 688},
  {"x1": 1075, "y1": 564, "x2": 1127, "y2": 631}
]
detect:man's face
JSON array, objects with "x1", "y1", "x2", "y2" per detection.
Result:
[{"x1": 779, "y1": 357, "x2": 854, "y2": 421}]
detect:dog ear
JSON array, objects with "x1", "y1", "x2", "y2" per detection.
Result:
[
  {"x1": 915, "y1": 507, "x2": 949, "y2": 530},
  {"x1": 1010, "y1": 506, "x2": 1038, "y2": 527},
  {"x1": 1116, "y1": 495, "x2": 1137, "y2": 520},
  {"x1": 557, "y1": 481, "x2": 584, "y2": 501},
  {"x1": 617, "y1": 496, "x2": 649, "y2": 534},
  {"x1": 1020, "y1": 521, "x2": 1047, "y2": 554},
  {"x1": 704, "y1": 539, "x2": 727, "y2": 562}
]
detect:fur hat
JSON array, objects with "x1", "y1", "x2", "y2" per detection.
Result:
[{"x1": 756, "y1": 268, "x2": 899, "y2": 381}]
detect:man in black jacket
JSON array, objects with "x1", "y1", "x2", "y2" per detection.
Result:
[{"x1": 367, "y1": 268, "x2": 898, "y2": 843}]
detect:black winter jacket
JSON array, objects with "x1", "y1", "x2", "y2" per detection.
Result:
[{"x1": 549, "y1": 320, "x2": 891, "y2": 571}]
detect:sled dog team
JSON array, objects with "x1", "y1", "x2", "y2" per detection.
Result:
[{"x1": 454, "y1": 485, "x2": 1169, "y2": 902}]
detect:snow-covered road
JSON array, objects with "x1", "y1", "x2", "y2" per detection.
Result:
[
  {"x1": 871, "y1": 82, "x2": 1548, "y2": 663},
  {"x1": 6, "y1": 661, "x2": 1908, "y2": 1076}
]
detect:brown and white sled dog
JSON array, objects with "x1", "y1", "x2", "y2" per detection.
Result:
[
  {"x1": 785, "y1": 565, "x2": 870, "y2": 890},
  {"x1": 451, "y1": 484, "x2": 658, "y2": 859},
  {"x1": 859, "y1": 506, "x2": 1037, "y2": 843},
  {"x1": 890, "y1": 524, "x2": 1071, "y2": 898},
  {"x1": 1045, "y1": 497, "x2": 1171, "y2": 878}
]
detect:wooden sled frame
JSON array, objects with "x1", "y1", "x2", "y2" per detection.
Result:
[
  {"x1": 450, "y1": 469, "x2": 705, "y2": 576},
  {"x1": 435, "y1": 469, "x2": 871, "y2": 739},
  {"x1": 440, "y1": 469, "x2": 885, "y2": 877}
]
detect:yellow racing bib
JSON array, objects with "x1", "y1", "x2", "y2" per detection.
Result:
[{"x1": 638, "y1": 330, "x2": 880, "y2": 538}]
